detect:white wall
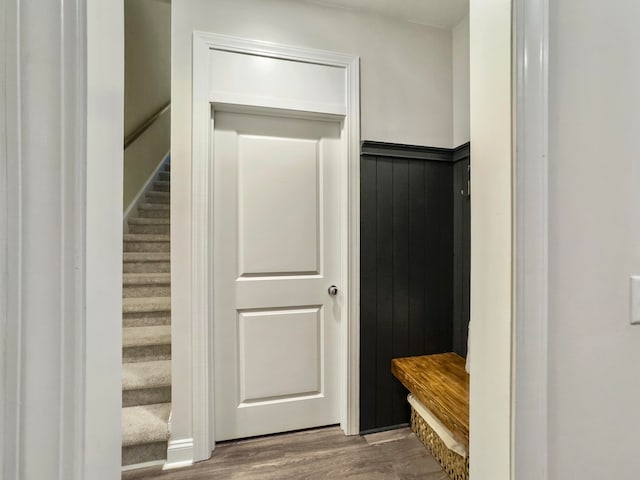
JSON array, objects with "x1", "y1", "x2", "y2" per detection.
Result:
[
  {"x1": 86, "y1": 0, "x2": 125, "y2": 477},
  {"x1": 171, "y1": 0, "x2": 454, "y2": 457},
  {"x1": 469, "y1": 0, "x2": 512, "y2": 479},
  {"x1": 548, "y1": 1, "x2": 640, "y2": 478},
  {"x1": 124, "y1": 0, "x2": 171, "y2": 210},
  {"x1": 125, "y1": 0, "x2": 171, "y2": 135},
  {"x1": 453, "y1": 14, "x2": 470, "y2": 146}
]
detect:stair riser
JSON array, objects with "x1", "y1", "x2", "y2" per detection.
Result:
[
  {"x1": 138, "y1": 209, "x2": 170, "y2": 219},
  {"x1": 145, "y1": 193, "x2": 170, "y2": 204},
  {"x1": 122, "y1": 442, "x2": 167, "y2": 466},
  {"x1": 123, "y1": 345, "x2": 171, "y2": 364},
  {"x1": 122, "y1": 387, "x2": 171, "y2": 408},
  {"x1": 123, "y1": 285, "x2": 170, "y2": 298},
  {"x1": 154, "y1": 183, "x2": 170, "y2": 192},
  {"x1": 123, "y1": 262, "x2": 170, "y2": 274},
  {"x1": 159, "y1": 172, "x2": 170, "y2": 181},
  {"x1": 123, "y1": 313, "x2": 171, "y2": 328},
  {"x1": 124, "y1": 242, "x2": 170, "y2": 253},
  {"x1": 129, "y1": 223, "x2": 170, "y2": 235}
]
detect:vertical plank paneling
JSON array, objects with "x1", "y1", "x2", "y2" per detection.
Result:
[
  {"x1": 453, "y1": 159, "x2": 465, "y2": 356},
  {"x1": 453, "y1": 158, "x2": 471, "y2": 356},
  {"x1": 359, "y1": 142, "x2": 467, "y2": 433},
  {"x1": 375, "y1": 157, "x2": 394, "y2": 429},
  {"x1": 439, "y1": 164, "x2": 454, "y2": 353},
  {"x1": 408, "y1": 160, "x2": 426, "y2": 356},
  {"x1": 391, "y1": 159, "x2": 410, "y2": 425},
  {"x1": 424, "y1": 162, "x2": 453, "y2": 354},
  {"x1": 359, "y1": 155, "x2": 378, "y2": 432},
  {"x1": 461, "y1": 159, "x2": 471, "y2": 357},
  {"x1": 461, "y1": 170, "x2": 470, "y2": 356}
]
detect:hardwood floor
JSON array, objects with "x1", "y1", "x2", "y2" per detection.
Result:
[{"x1": 122, "y1": 427, "x2": 448, "y2": 480}]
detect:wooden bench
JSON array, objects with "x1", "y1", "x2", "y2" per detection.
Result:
[{"x1": 391, "y1": 353, "x2": 469, "y2": 480}]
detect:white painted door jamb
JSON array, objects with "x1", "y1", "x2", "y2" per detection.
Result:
[
  {"x1": 1, "y1": 1, "x2": 124, "y2": 479},
  {"x1": 513, "y1": 0, "x2": 549, "y2": 479},
  {"x1": 186, "y1": 33, "x2": 360, "y2": 464}
]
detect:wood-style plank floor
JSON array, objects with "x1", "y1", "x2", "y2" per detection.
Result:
[{"x1": 122, "y1": 427, "x2": 448, "y2": 480}]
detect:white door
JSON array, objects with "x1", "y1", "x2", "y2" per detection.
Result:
[{"x1": 213, "y1": 110, "x2": 343, "y2": 441}]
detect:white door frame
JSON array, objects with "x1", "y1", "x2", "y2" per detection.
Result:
[
  {"x1": 1, "y1": 0, "x2": 124, "y2": 479},
  {"x1": 189, "y1": 33, "x2": 360, "y2": 461},
  {"x1": 512, "y1": 0, "x2": 549, "y2": 478},
  {"x1": 468, "y1": 0, "x2": 549, "y2": 478}
]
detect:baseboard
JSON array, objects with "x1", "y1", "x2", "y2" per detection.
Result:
[
  {"x1": 121, "y1": 459, "x2": 165, "y2": 472},
  {"x1": 123, "y1": 151, "x2": 170, "y2": 232},
  {"x1": 163, "y1": 438, "x2": 194, "y2": 470},
  {"x1": 359, "y1": 423, "x2": 410, "y2": 436}
]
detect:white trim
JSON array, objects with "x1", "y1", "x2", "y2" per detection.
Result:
[
  {"x1": 85, "y1": 0, "x2": 125, "y2": 478},
  {"x1": 2, "y1": 0, "x2": 88, "y2": 477},
  {"x1": 190, "y1": 32, "x2": 360, "y2": 463},
  {"x1": 213, "y1": 103, "x2": 344, "y2": 122},
  {"x1": 512, "y1": 0, "x2": 549, "y2": 479},
  {"x1": 122, "y1": 460, "x2": 166, "y2": 472},
  {"x1": 163, "y1": 438, "x2": 195, "y2": 470},
  {"x1": 190, "y1": 31, "x2": 215, "y2": 463},
  {"x1": 209, "y1": 93, "x2": 346, "y2": 118},
  {"x1": 468, "y1": 2, "x2": 515, "y2": 478},
  {"x1": 1, "y1": 0, "x2": 20, "y2": 476},
  {"x1": 197, "y1": 33, "x2": 360, "y2": 67},
  {"x1": 1, "y1": 1, "x2": 123, "y2": 478},
  {"x1": 344, "y1": 53, "x2": 361, "y2": 436},
  {"x1": 123, "y1": 152, "x2": 170, "y2": 231}
]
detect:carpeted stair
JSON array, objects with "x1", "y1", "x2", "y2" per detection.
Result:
[{"x1": 122, "y1": 161, "x2": 172, "y2": 467}]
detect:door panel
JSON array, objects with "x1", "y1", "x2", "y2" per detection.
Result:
[
  {"x1": 238, "y1": 307, "x2": 322, "y2": 403},
  {"x1": 213, "y1": 111, "x2": 342, "y2": 441},
  {"x1": 238, "y1": 135, "x2": 320, "y2": 276}
]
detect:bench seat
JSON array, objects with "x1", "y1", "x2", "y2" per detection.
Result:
[{"x1": 391, "y1": 353, "x2": 469, "y2": 480}]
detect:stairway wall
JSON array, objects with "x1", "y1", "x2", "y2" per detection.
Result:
[{"x1": 124, "y1": 0, "x2": 171, "y2": 210}]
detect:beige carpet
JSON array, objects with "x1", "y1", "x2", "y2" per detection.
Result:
[{"x1": 122, "y1": 161, "x2": 172, "y2": 467}]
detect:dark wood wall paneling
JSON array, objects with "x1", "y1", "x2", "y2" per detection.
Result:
[
  {"x1": 360, "y1": 141, "x2": 470, "y2": 434},
  {"x1": 452, "y1": 144, "x2": 470, "y2": 358}
]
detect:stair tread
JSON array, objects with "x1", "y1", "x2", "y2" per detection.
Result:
[
  {"x1": 124, "y1": 234, "x2": 170, "y2": 242},
  {"x1": 123, "y1": 360, "x2": 171, "y2": 391},
  {"x1": 123, "y1": 297, "x2": 171, "y2": 314},
  {"x1": 123, "y1": 326, "x2": 171, "y2": 348},
  {"x1": 122, "y1": 403, "x2": 171, "y2": 447},
  {"x1": 123, "y1": 273, "x2": 171, "y2": 285},
  {"x1": 128, "y1": 217, "x2": 170, "y2": 225},
  {"x1": 145, "y1": 191, "x2": 170, "y2": 204},
  {"x1": 123, "y1": 252, "x2": 170, "y2": 262},
  {"x1": 139, "y1": 203, "x2": 169, "y2": 210},
  {"x1": 121, "y1": 161, "x2": 171, "y2": 465}
]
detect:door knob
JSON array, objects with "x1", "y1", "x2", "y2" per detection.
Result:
[{"x1": 328, "y1": 285, "x2": 338, "y2": 296}]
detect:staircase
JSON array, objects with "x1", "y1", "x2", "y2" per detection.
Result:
[{"x1": 122, "y1": 161, "x2": 172, "y2": 467}]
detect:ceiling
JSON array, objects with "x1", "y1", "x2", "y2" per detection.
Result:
[{"x1": 304, "y1": 0, "x2": 469, "y2": 29}]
